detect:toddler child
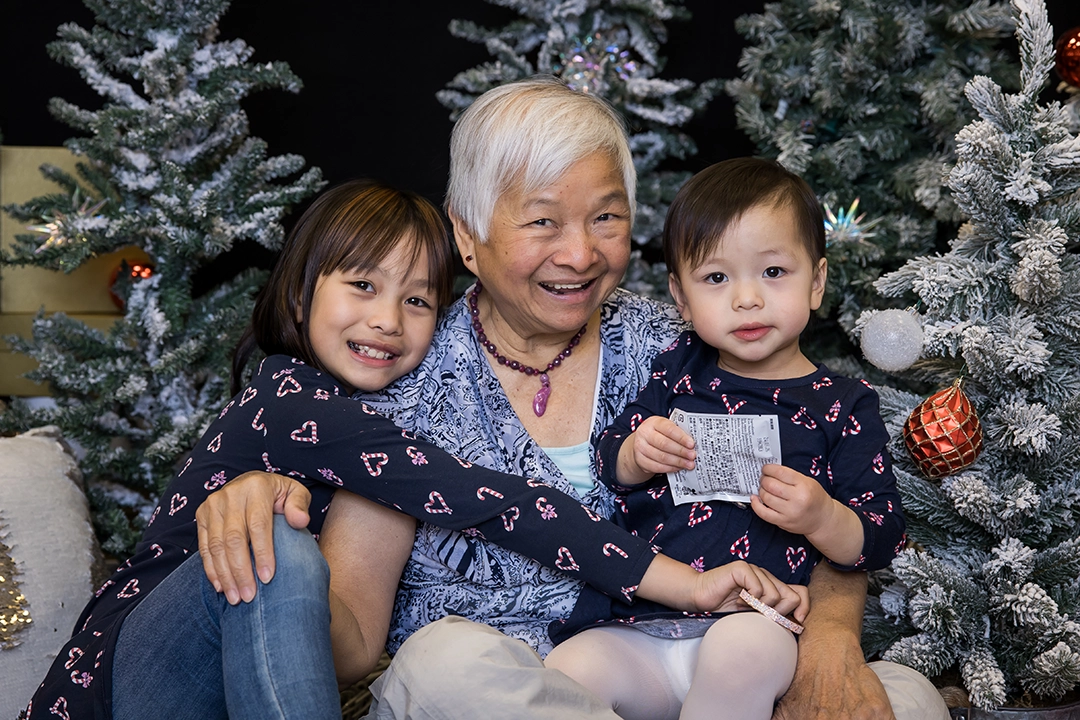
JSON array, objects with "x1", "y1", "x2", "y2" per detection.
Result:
[{"x1": 545, "y1": 158, "x2": 906, "y2": 720}]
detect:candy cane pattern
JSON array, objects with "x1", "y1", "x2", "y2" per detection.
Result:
[
  {"x1": 887, "y1": 500, "x2": 894, "y2": 512},
  {"x1": 239, "y1": 386, "x2": 258, "y2": 406},
  {"x1": 791, "y1": 407, "x2": 817, "y2": 429},
  {"x1": 217, "y1": 400, "x2": 234, "y2": 419},
  {"x1": 526, "y1": 478, "x2": 549, "y2": 488},
  {"x1": 651, "y1": 368, "x2": 668, "y2": 387},
  {"x1": 582, "y1": 506, "x2": 603, "y2": 522},
  {"x1": 688, "y1": 502, "x2": 713, "y2": 527},
  {"x1": 621, "y1": 585, "x2": 639, "y2": 602},
  {"x1": 812, "y1": 377, "x2": 833, "y2": 390},
  {"x1": 178, "y1": 457, "x2": 192, "y2": 476},
  {"x1": 424, "y1": 491, "x2": 452, "y2": 514},
  {"x1": 786, "y1": 546, "x2": 807, "y2": 571},
  {"x1": 535, "y1": 497, "x2": 557, "y2": 520},
  {"x1": 204, "y1": 470, "x2": 228, "y2": 491},
  {"x1": 629, "y1": 413, "x2": 644, "y2": 432},
  {"x1": 842, "y1": 415, "x2": 862, "y2": 436},
  {"x1": 894, "y1": 534, "x2": 907, "y2": 555},
  {"x1": 318, "y1": 467, "x2": 344, "y2": 486},
  {"x1": 824, "y1": 400, "x2": 841, "y2": 423},
  {"x1": 361, "y1": 452, "x2": 389, "y2": 476},
  {"x1": 94, "y1": 580, "x2": 114, "y2": 598},
  {"x1": 555, "y1": 547, "x2": 580, "y2": 572},
  {"x1": 673, "y1": 374, "x2": 694, "y2": 395},
  {"x1": 860, "y1": 378, "x2": 874, "y2": 389},
  {"x1": 276, "y1": 375, "x2": 302, "y2": 396},
  {"x1": 168, "y1": 493, "x2": 187, "y2": 516},
  {"x1": 70, "y1": 671, "x2": 93, "y2": 688},
  {"x1": 690, "y1": 557, "x2": 705, "y2": 572},
  {"x1": 206, "y1": 432, "x2": 222, "y2": 453},
  {"x1": 647, "y1": 486, "x2": 667, "y2": 499},
  {"x1": 614, "y1": 496, "x2": 628, "y2": 514},
  {"x1": 730, "y1": 533, "x2": 751, "y2": 559},
  {"x1": 146, "y1": 506, "x2": 159, "y2": 527},
  {"x1": 64, "y1": 648, "x2": 83, "y2": 670},
  {"x1": 721, "y1": 394, "x2": 747, "y2": 414},
  {"x1": 771, "y1": 387, "x2": 781, "y2": 405},
  {"x1": 251, "y1": 407, "x2": 266, "y2": 435},
  {"x1": 289, "y1": 420, "x2": 318, "y2": 443},
  {"x1": 873, "y1": 453, "x2": 885, "y2": 475},
  {"x1": 603, "y1": 543, "x2": 629, "y2": 558},
  {"x1": 406, "y1": 446, "x2": 428, "y2": 466},
  {"x1": 501, "y1": 506, "x2": 520, "y2": 531},
  {"x1": 476, "y1": 486, "x2": 504, "y2": 501},
  {"x1": 710, "y1": 377, "x2": 722, "y2": 390},
  {"x1": 809, "y1": 456, "x2": 821, "y2": 477},
  {"x1": 865, "y1": 511, "x2": 884, "y2": 526},
  {"x1": 150, "y1": 544, "x2": 163, "y2": 558},
  {"x1": 826, "y1": 463, "x2": 834, "y2": 484},
  {"x1": 848, "y1": 491, "x2": 875, "y2": 507},
  {"x1": 50, "y1": 697, "x2": 69, "y2": 720},
  {"x1": 262, "y1": 452, "x2": 280, "y2": 473},
  {"x1": 272, "y1": 368, "x2": 294, "y2": 379},
  {"x1": 649, "y1": 523, "x2": 664, "y2": 542},
  {"x1": 116, "y1": 579, "x2": 140, "y2": 598},
  {"x1": 401, "y1": 428, "x2": 416, "y2": 440},
  {"x1": 453, "y1": 455, "x2": 473, "y2": 469},
  {"x1": 314, "y1": 388, "x2": 330, "y2": 400}
]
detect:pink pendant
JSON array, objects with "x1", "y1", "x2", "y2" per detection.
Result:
[{"x1": 533, "y1": 373, "x2": 551, "y2": 416}]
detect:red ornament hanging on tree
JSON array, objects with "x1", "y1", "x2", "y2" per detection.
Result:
[
  {"x1": 1055, "y1": 26, "x2": 1080, "y2": 87},
  {"x1": 903, "y1": 379, "x2": 984, "y2": 479},
  {"x1": 109, "y1": 261, "x2": 155, "y2": 310}
]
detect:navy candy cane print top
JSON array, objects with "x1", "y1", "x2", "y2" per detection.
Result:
[
  {"x1": 26, "y1": 355, "x2": 656, "y2": 720},
  {"x1": 551, "y1": 330, "x2": 906, "y2": 643}
]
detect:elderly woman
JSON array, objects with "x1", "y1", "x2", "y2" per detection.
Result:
[{"x1": 199, "y1": 76, "x2": 947, "y2": 720}]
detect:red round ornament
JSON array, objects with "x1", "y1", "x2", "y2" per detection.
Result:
[
  {"x1": 108, "y1": 261, "x2": 155, "y2": 309},
  {"x1": 903, "y1": 379, "x2": 983, "y2": 480},
  {"x1": 1055, "y1": 26, "x2": 1080, "y2": 88}
]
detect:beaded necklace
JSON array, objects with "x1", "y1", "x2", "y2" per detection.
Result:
[{"x1": 468, "y1": 281, "x2": 587, "y2": 417}]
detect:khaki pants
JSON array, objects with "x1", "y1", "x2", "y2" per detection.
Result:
[{"x1": 365, "y1": 617, "x2": 950, "y2": 720}]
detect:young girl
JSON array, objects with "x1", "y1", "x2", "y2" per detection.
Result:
[
  {"x1": 545, "y1": 158, "x2": 906, "y2": 720},
  {"x1": 24, "y1": 179, "x2": 804, "y2": 720}
]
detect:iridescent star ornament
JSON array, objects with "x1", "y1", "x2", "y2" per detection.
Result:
[
  {"x1": 27, "y1": 191, "x2": 108, "y2": 254},
  {"x1": 556, "y1": 32, "x2": 638, "y2": 95},
  {"x1": 822, "y1": 198, "x2": 880, "y2": 248}
]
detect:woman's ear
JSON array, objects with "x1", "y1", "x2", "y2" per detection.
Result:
[
  {"x1": 668, "y1": 273, "x2": 693, "y2": 323},
  {"x1": 810, "y1": 257, "x2": 828, "y2": 312},
  {"x1": 449, "y1": 212, "x2": 478, "y2": 274}
]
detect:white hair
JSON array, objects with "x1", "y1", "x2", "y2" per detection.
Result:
[{"x1": 445, "y1": 75, "x2": 636, "y2": 242}]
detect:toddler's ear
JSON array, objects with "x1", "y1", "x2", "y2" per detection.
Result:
[
  {"x1": 668, "y1": 273, "x2": 692, "y2": 323},
  {"x1": 810, "y1": 257, "x2": 828, "y2": 311}
]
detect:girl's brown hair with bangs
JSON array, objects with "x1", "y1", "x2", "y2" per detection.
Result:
[{"x1": 231, "y1": 179, "x2": 453, "y2": 393}]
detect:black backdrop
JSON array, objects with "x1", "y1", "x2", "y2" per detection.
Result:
[{"x1": 3, "y1": 1, "x2": 1079, "y2": 240}]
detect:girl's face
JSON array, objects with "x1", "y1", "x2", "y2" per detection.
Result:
[
  {"x1": 305, "y1": 240, "x2": 438, "y2": 394},
  {"x1": 452, "y1": 152, "x2": 632, "y2": 341},
  {"x1": 668, "y1": 202, "x2": 827, "y2": 380}
]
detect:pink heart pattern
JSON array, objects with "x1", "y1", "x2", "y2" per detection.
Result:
[
  {"x1": 786, "y1": 546, "x2": 807, "y2": 571},
  {"x1": 289, "y1": 420, "x2": 318, "y2": 443}
]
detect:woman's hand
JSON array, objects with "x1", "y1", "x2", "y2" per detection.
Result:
[
  {"x1": 616, "y1": 415, "x2": 696, "y2": 484},
  {"x1": 195, "y1": 471, "x2": 311, "y2": 604}
]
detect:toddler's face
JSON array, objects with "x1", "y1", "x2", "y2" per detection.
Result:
[
  {"x1": 668, "y1": 202, "x2": 826, "y2": 380},
  {"x1": 306, "y1": 240, "x2": 438, "y2": 394}
]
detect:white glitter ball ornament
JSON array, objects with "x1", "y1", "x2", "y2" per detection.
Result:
[{"x1": 861, "y1": 309, "x2": 924, "y2": 372}]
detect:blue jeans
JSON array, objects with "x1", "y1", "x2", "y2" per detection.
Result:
[{"x1": 112, "y1": 516, "x2": 341, "y2": 720}]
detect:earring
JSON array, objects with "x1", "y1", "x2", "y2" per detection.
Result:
[{"x1": 465, "y1": 255, "x2": 473, "y2": 262}]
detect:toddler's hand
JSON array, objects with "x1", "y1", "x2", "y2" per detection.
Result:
[
  {"x1": 617, "y1": 415, "x2": 695, "y2": 484},
  {"x1": 751, "y1": 464, "x2": 834, "y2": 536}
]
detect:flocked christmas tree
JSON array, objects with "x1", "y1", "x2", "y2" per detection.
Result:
[
  {"x1": 0, "y1": 0, "x2": 323, "y2": 555},
  {"x1": 726, "y1": 0, "x2": 1022, "y2": 362},
  {"x1": 438, "y1": 0, "x2": 718, "y2": 295},
  {"x1": 856, "y1": 0, "x2": 1080, "y2": 708}
]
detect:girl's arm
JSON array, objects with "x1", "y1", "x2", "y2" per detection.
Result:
[{"x1": 319, "y1": 490, "x2": 415, "y2": 686}]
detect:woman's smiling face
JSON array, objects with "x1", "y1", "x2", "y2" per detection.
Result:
[{"x1": 455, "y1": 152, "x2": 632, "y2": 340}]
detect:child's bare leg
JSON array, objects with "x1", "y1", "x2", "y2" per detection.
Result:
[
  {"x1": 545, "y1": 625, "x2": 693, "y2": 720},
  {"x1": 679, "y1": 612, "x2": 797, "y2": 720}
]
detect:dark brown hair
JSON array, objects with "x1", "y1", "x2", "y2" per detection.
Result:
[
  {"x1": 663, "y1": 158, "x2": 825, "y2": 277},
  {"x1": 231, "y1": 179, "x2": 453, "y2": 393}
]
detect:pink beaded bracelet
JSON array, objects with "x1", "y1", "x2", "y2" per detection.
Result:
[{"x1": 739, "y1": 589, "x2": 805, "y2": 635}]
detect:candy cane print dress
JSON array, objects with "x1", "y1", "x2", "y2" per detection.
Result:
[{"x1": 25, "y1": 354, "x2": 658, "y2": 720}]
